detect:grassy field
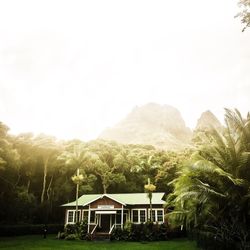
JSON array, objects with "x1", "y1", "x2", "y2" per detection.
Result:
[{"x1": 0, "y1": 235, "x2": 199, "y2": 250}]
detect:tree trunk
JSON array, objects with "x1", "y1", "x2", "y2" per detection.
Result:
[
  {"x1": 14, "y1": 172, "x2": 21, "y2": 188},
  {"x1": 41, "y1": 157, "x2": 49, "y2": 204},
  {"x1": 46, "y1": 175, "x2": 53, "y2": 201},
  {"x1": 102, "y1": 180, "x2": 107, "y2": 194},
  {"x1": 149, "y1": 193, "x2": 152, "y2": 221},
  {"x1": 27, "y1": 179, "x2": 31, "y2": 192},
  {"x1": 99, "y1": 174, "x2": 107, "y2": 194},
  {"x1": 75, "y1": 168, "x2": 79, "y2": 223},
  {"x1": 76, "y1": 182, "x2": 79, "y2": 223}
]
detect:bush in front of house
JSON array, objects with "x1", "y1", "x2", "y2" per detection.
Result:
[
  {"x1": 110, "y1": 227, "x2": 124, "y2": 241},
  {"x1": 64, "y1": 224, "x2": 77, "y2": 235},
  {"x1": 60, "y1": 222, "x2": 183, "y2": 241},
  {"x1": 65, "y1": 234, "x2": 77, "y2": 240},
  {"x1": 78, "y1": 220, "x2": 88, "y2": 240},
  {"x1": 111, "y1": 222, "x2": 169, "y2": 241},
  {"x1": 60, "y1": 221, "x2": 88, "y2": 240}
]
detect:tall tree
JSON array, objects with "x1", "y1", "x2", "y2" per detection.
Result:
[
  {"x1": 144, "y1": 178, "x2": 156, "y2": 221},
  {"x1": 237, "y1": 0, "x2": 250, "y2": 31},
  {"x1": 0, "y1": 122, "x2": 20, "y2": 189},
  {"x1": 88, "y1": 140, "x2": 126, "y2": 193},
  {"x1": 13, "y1": 133, "x2": 37, "y2": 192},
  {"x1": 33, "y1": 134, "x2": 60, "y2": 204},
  {"x1": 71, "y1": 169, "x2": 84, "y2": 223},
  {"x1": 167, "y1": 109, "x2": 250, "y2": 247}
]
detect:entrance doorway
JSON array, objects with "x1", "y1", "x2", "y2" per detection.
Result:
[{"x1": 100, "y1": 214, "x2": 110, "y2": 232}]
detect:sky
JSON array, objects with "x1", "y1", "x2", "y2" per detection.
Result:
[{"x1": 0, "y1": 0, "x2": 250, "y2": 141}]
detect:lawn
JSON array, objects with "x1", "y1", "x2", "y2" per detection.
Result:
[{"x1": 0, "y1": 235, "x2": 199, "y2": 250}]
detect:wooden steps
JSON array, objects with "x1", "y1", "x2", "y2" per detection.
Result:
[{"x1": 93, "y1": 232, "x2": 110, "y2": 241}]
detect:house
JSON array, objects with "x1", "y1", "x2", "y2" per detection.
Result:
[{"x1": 62, "y1": 192, "x2": 166, "y2": 236}]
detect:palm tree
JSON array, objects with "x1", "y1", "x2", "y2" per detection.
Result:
[
  {"x1": 58, "y1": 142, "x2": 89, "y2": 223},
  {"x1": 71, "y1": 168, "x2": 84, "y2": 223},
  {"x1": 167, "y1": 109, "x2": 250, "y2": 246},
  {"x1": 145, "y1": 178, "x2": 156, "y2": 222}
]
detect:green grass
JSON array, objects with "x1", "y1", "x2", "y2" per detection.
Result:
[{"x1": 0, "y1": 235, "x2": 199, "y2": 250}]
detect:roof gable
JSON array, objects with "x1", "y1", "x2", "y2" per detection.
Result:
[{"x1": 84, "y1": 194, "x2": 126, "y2": 206}]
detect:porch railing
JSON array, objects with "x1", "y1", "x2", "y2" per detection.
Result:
[
  {"x1": 91, "y1": 224, "x2": 98, "y2": 235},
  {"x1": 109, "y1": 224, "x2": 116, "y2": 235}
]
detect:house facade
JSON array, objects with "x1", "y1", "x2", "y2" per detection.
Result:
[{"x1": 62, "y1": 192, "x2": 166, "y2": 235}]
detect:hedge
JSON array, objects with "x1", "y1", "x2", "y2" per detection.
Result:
[{"x1": 0, "y1": 224, "x2": 64, "y2": 236}]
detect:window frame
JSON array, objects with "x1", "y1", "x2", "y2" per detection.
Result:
[
  {"x1": 89, "y1": 210, "x2": 96, "y2": 224},
  {"x1": 131, "y1": 209, "x2": 147, "y2": 224},
  {"x1": 82, "y1": 209, "x2": 89, "y2": 221},
  {"x1": 66, "y1": 209, "x2": 82, "y2": 224},
  {"x1": 67, "y1": 210, "x2": 75, "y2": 224},
  {"x1": 149, "y1": 209, "x2": 164, "y2": 223}
]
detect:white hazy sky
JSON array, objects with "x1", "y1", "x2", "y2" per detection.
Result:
[{"x1": 0, "y1": 0, "x2": 250, "y2": 140}]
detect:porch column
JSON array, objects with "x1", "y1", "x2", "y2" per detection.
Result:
[
  {"x1": 121, "y1": 205, "x2": 124, "y2": 229},
  {"x1": 87, "y1": 205, "x2": 90, "y2": 233}
]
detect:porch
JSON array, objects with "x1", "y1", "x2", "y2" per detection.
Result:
[{"x1": 88, "y1": 208, "x2": 128, "y2": 238}]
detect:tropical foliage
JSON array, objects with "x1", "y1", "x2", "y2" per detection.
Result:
[
  {"x1": 0, "y1": 121, "x2": 189, "y2": 225},
  {"x1": 237, "y1": 0, "x2": 250, "y2": 31},
  {"x1": 167, "y1": 109, "x2": 250, "y2": 249}
]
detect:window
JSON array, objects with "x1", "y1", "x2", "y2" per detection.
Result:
[
  {"x1": 132, "y1": 210, "x2": 138, "y2": 223},
  {"x1": 82, "y1": 210, "x2": 89, "y2": 221},
  {"x1": 67, "y1": 210, "x2": 83, "y2": 224},
  {"x1": 67, "y1": 211, "x2": 74, "y2": 224},
  {"x1": 74, "y1": 211, "x2": 81, "y2": 222},
  {"x1": 157, "y1": 210, "x2": 163, "y2": 222},
  {"x1": 140, "y1": 210, "x2": 146, "y2": 222},
  {"x1": 90, "y1": 211, "x2": 95, "y2": 223},
  {"x1": 123, "y1": 210, "x2": 129, "y2": 224},
  {"x1": 132, "y1": 209, "x2": 147, "y2": 223},
  {"x1": 116, "y1": 211, "x2": 121, "y2": 224},
  {"x1": 149, "y1": 210, "x2": 155, "y2": 221},
  {"x1": 150, "y1": 209, "x2": 164, "y2": 223},
  {"x1": 115, "y1": 210, "x2": 129, "y2": 225}
]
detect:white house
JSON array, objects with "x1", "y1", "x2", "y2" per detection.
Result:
[{"x1": 62, "y1": 192, "x2": 166, "y2": 237}]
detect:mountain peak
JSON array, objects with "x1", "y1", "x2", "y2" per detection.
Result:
[
  {"x1": 99, "y1": 103, "x2": 192, "y2": 150},
  {"x1": 195, "y1": 110, "x2": 222, "y2": 131}
]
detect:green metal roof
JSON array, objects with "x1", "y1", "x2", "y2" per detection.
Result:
[{"x1": 62, "y1": 192, "x2": 165, "y2": 207}]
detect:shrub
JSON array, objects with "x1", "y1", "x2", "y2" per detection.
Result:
[
  {"x1": 110, "y1": 228, "x2": 124, "y2": 241},
  {"x1": 57, "y1": 232, "x2": 66, "y2": 239},
  {"x1": 64, "y1": 224, "x2": 77, "y2": 235},
  {"x1": 124, "y1": 221, "x2": 132, "y2": 232},
  {"x1": 144, "y1": 221, "x2": 154, "y2": 241},
  {"x1": 158, "y1": 223, "x2": 168, "y2": 240},
  {"x1": 65, "y1": 233, "x2": 77, "y2": 240},
  {"x1": 85, "y1": 233, "x2": 92, "y2": 241},
  {"x1": 78, "y1": 220, "x2": 88, "y2": 240},
  {"x1": 62, "y1": 221, "x2": 88, "y2": 240},
  {"x1": 110, "y1": 222, "x2": 169, "y2": 241}
]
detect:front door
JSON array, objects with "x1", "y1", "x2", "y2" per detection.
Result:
[{"x1": 100, "y1": 214, "x2": 110, "y2": 232}]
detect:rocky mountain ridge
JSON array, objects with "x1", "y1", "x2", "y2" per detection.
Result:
[{"x1": 99, "y1": 103, "x2": 222, "y2": 150}]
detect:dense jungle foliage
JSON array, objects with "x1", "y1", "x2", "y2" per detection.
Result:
[
  {"x1": 0, "y1": 122, "x2": 190, "y2": 224},
  {"x1": 1, "y1": 108, "x2": 250, "y2": 249},
  {"x1": 167, "y1": 109, "x2": 250, "y2": 249}
]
